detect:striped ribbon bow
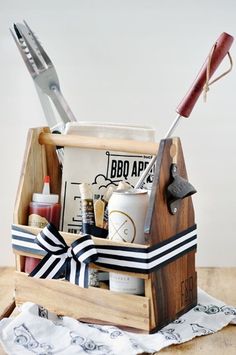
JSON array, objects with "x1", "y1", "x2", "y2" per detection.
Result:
[{"x1": 30, "y1": 224, "x2": 98, "y2": 288}]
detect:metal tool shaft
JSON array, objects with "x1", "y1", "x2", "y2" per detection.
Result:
[
  {"x1": 134, "y1": 32, "x2": 234, "y2": 190},
  {"x1": 134, "y1": 114, "x2": 182, "y2": 189}
]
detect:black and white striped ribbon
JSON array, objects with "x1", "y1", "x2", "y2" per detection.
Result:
[
  {"x1": 95, "y1": 225, "x2": 197, "y2": 273},
  {"x1": 24, "y1": 224, "x2": 97, "y2": 287},
  {"x1": 12, "y1": 224, "x2": 197, "y2": 286}
]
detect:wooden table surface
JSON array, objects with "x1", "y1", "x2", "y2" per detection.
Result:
[{"x1": 0, "y1": 267, "x2": 235, "y2": 354}]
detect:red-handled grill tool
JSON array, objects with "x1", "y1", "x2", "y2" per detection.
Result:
[{"x1": 135, "y1": 32, "x2": 234, "y2": 189}]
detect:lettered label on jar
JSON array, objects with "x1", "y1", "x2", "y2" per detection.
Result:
[
  {"x1": 28, "y1": 214, "x2": 49, "y2": 229},
  {"x1": 109, "y1": 210, "x2": 136, "y2": 243},
  {"x1": 109, "y1": 273, "x2": 144, "y2": 295}
]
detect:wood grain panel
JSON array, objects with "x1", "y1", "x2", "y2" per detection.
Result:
[
  {"x1": 15, "y1": 271, "x2": 150, "y2": 331},
  {"x1": 145, "y1": 138, "x2": 197, "y2": 330}
]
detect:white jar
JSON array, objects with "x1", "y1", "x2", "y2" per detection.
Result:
[{"x1": 108, "y1": 189, "x2": 148, "y2": 295}]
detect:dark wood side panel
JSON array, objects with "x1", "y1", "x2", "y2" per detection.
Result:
[{"x1": 145, "y1": 138, "x2": 197, "y2": 329}]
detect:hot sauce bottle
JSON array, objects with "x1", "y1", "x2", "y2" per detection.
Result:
[{"x1": 24, "y1": 176, "x2": 61, "y2": 273}]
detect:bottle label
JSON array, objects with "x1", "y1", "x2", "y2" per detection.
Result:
[
  {"x1": 28, "y1": 214, "x2": 49, "y2": 229},
  {"x1": 88, "y1": 269, "x2": 100, "y2": 287},
  {"x1": 109, "y1": 210, "x2": 136, "y2": 243},
  {"x1": 81, "y1": 199, "x2": 95, "y2": 225},
  {"x1": 109, "y1": 272, "x2": 144, "y2": 295}
]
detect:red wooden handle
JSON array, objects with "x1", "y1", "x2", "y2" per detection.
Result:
[{"x1": 176, "y1": 32, "x2": 234, "y2": 118}]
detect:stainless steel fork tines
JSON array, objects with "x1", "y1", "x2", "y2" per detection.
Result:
[{"x1": 10, "y1": 21, "x2": 77, "y2": 130}]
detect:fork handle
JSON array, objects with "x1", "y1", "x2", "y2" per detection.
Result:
[{"x1": 49, "y1": 84, "x2": 77, "y2": 123}]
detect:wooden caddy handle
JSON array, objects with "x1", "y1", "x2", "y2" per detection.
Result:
[
  {"x1": 38, "y1": 132, "x2": 159, "y2": 155},
  {"x1": 176, "y1": 32, "x2": 234, "y2": 118}
]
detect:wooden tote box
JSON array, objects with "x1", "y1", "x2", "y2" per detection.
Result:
[{"x1": 12, "y1": 127, "x2": 197, "y2": 333}]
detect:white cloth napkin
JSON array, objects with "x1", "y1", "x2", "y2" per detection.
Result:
[{"x1": 0, "y1": 288, "x2": 235, "y2": 355}]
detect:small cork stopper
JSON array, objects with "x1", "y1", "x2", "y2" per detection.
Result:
[
  {"x1": 116, "y1": 181, "x2": 131, "y2": 191},
  {"x1": 103, "y1": 186, "x2": 115, "y2": 203},
  {"x1": 79, "y1": 183, "x2": 93, "y2": 200}
]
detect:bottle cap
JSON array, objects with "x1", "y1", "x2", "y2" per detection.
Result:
[
  {"x1": 32, "y1": 193, "x2": 59, "y2": 204},
  {"x1": 42, "y1": 176, "x2": 50, "y2": 194},
  {"x1": 32, "y1": 176, "x2": 59, "y2": 204}
]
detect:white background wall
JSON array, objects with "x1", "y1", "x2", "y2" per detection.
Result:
[{"x1": 0, "y1": 0, "x2": 236, "y2": 266}]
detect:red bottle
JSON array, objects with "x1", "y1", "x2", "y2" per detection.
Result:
[{"x1": 25, "y1": 176, "x2": 61, "y2": 273}]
